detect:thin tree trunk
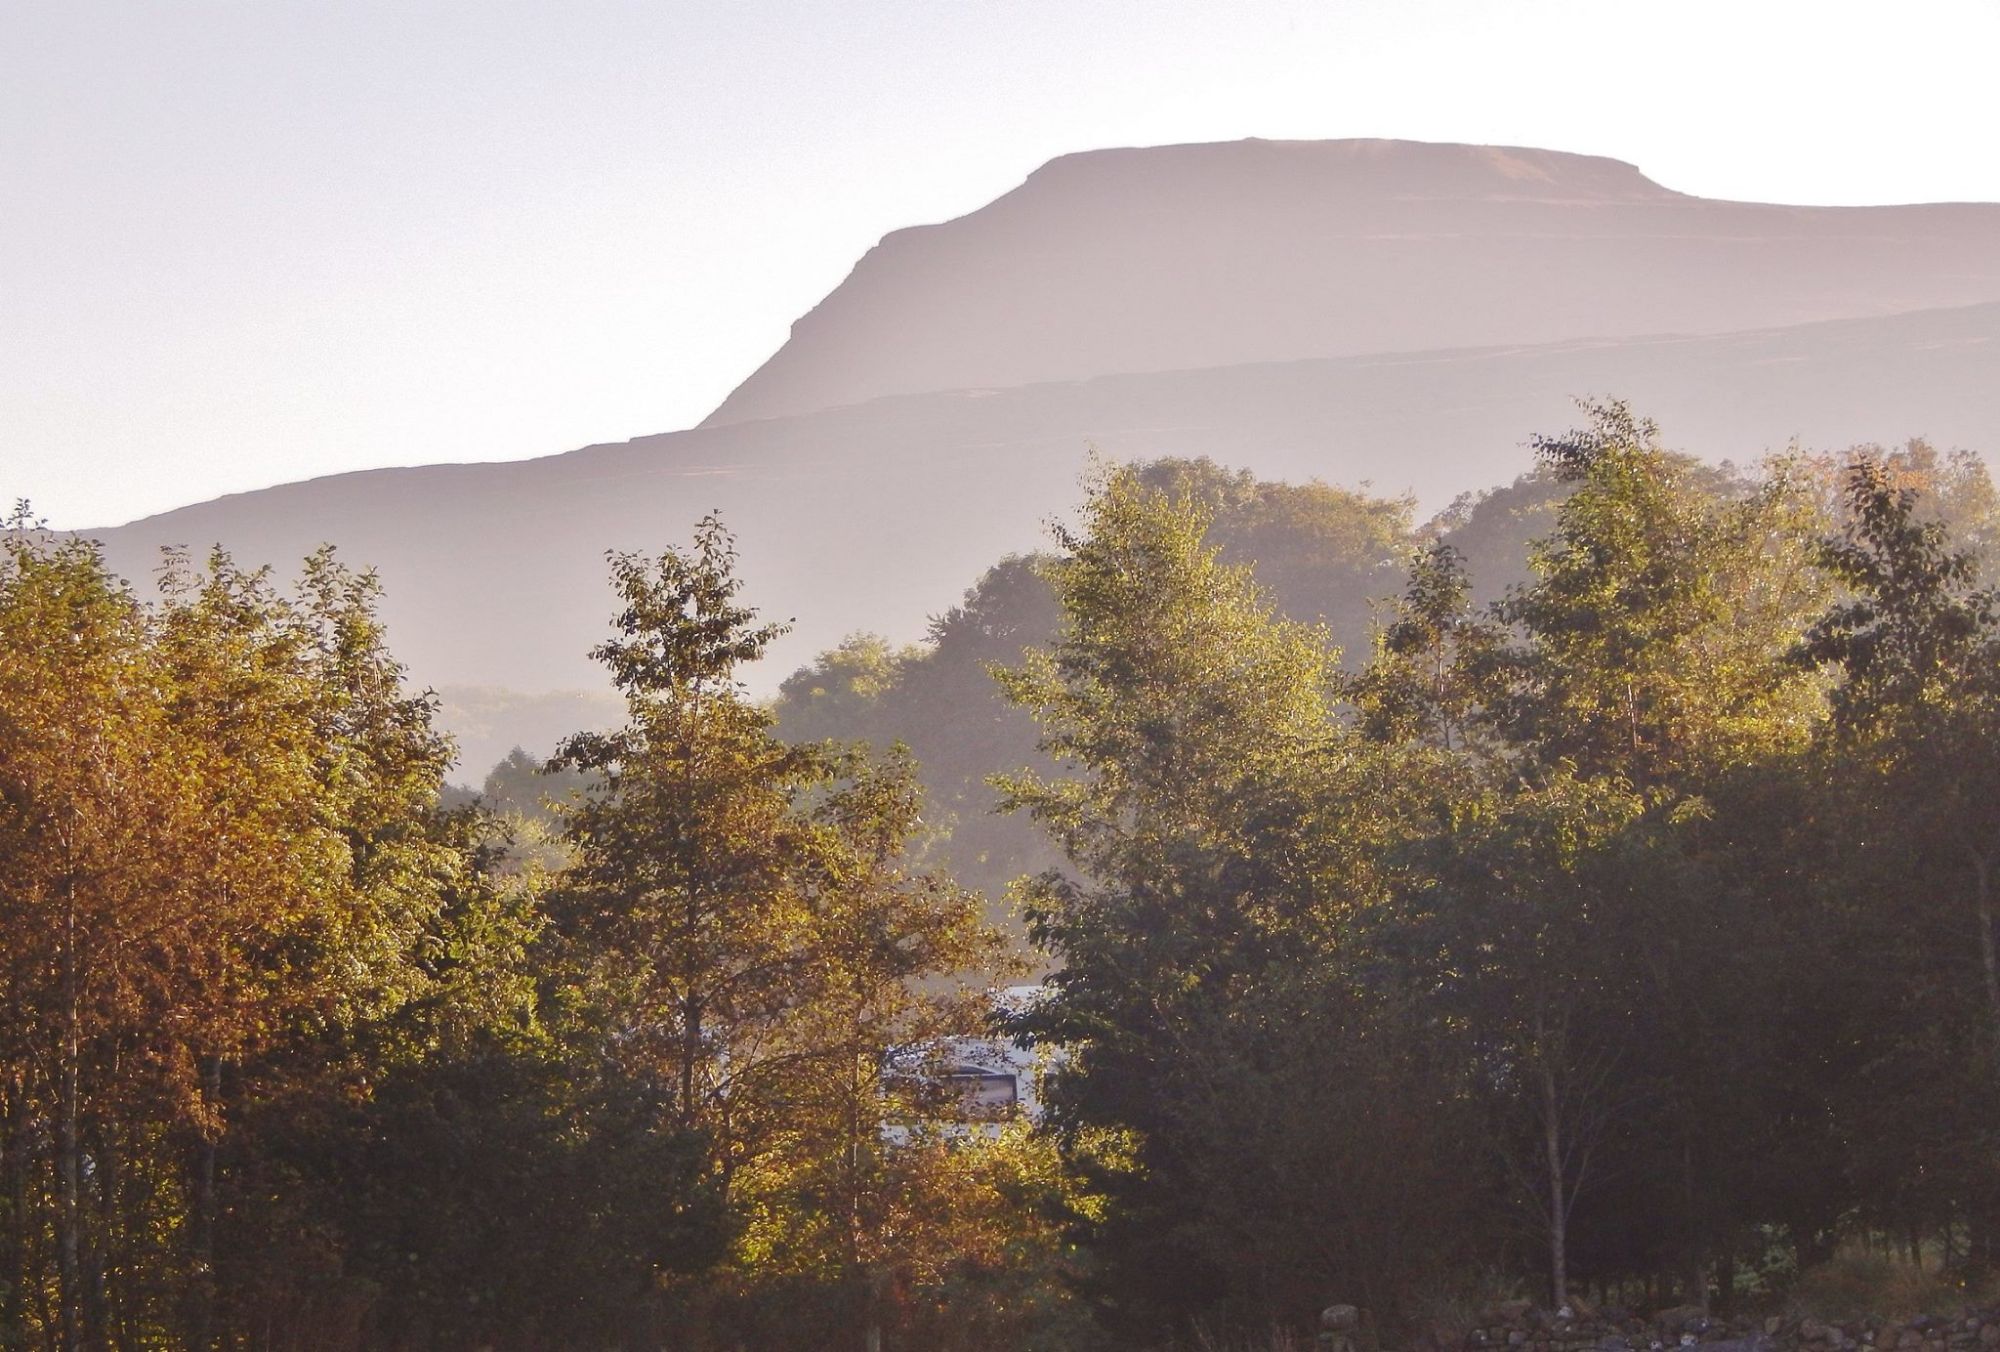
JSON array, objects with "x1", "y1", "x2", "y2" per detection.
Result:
[
  {"x1": 1971, "y1": 849, "x2": 2000, "y2": 1082},
  {"x1": 84, "y1": 1128, "x2": 110, "y2": 1352},
  {"x1": 1540, "y1": 1058, "x2": 1568, "y2": 1309},
  {"x1": 1972, "y1": 1207, "x2": 1999, "y2": 1270},
  {"x1": 55, "y1": 886, "x2": 83, "y2": 1352},
  {"x1": 1683, "y1": 1141, "x2": 1706, "y2": 1313},
  {"x1": 863, "y1": 1274, "x2": 884, "y2": 1352},
  {"x1": 2, "y1": 1086, "x2": 28, "y2": 1350},
  {"x1": 188, "y1": 1057, "x2": 222, "y2": 1352},
  {"x1": 844, "y1": 1034, "x2": 879, "y2": 1352},
  {"x1": 679, "y1": 989, "x2": 703, "y2": 1136}
]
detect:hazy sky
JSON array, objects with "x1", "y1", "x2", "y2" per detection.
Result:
[{"x1": 7, "y1": 0, "x2": 2000, "y2": 528}]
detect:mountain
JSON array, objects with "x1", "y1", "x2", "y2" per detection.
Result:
[
  {"x1": 706, "y1": 139, "x2": 2000, "y2": 425},
  {"x1": 91, "y1": 301, "x2": 2000, "y2": 695},
  {"x1": 78, "y1": 139, "x2": 2000, "y2": 769}
]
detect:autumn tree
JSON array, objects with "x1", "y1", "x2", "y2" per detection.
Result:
[
  {"x1": 0, "y1": 512, "x2": 544, "y2": 1348},
  {"x1": 550, "y1": 518, "x2": 1016, "y2": 1349}
]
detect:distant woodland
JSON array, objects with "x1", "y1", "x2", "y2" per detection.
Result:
[{"x1": 6, "y1": 403, "x2": 2000, "y2": 1350}]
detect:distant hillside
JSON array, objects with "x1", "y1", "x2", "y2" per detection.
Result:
[
  {"x1": 706, "y1": 138, "x2": 2000, "y2": 425},
  {"x1": 433, "y1": 686, "x2": 624, "y2": 788},
  {"x1": 88, "y1": 300, "x2": 2000, "y2": 715}
]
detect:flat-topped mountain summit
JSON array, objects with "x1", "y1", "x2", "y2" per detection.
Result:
[{"x1": 706, "y1": 137, "x2": 2000, "y2": 425}]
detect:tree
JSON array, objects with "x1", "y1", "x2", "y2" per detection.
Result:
[
  {"x1": 551, "y1": 517, "x2": 1012, "y2": 1348},
  {"x1": 0, "y1": 517, "x2": 182, "y2": 1348},
  {"x1": 1498, "y1": 402, "x2": 1825, "y2": 789},
  {"x1": 549, "y1": 518, "x2": 815, "y2": 1159},
  {"x1": 1801, "y1": 451, "x2": 2000, "y2": 1074},
  {"x1": 1799, "y1": 455, "x2": 2000, "y2": 1264},
  {"x1": 0, "y1": 514, "x2": 507, "y2": 1347},
  {"x1": 1407, "y1": 768, "x2": 1651, "y2": 1308},
  {"x1": 997, "y1": 467, "x2": 1480, "y2": 1337},
  {"x1": 1350, "y1": 540, "x2": 1505, "y2": 751},
  {"x1": 1131, "y1": 457, "x2": 1416, "y2": 660}
]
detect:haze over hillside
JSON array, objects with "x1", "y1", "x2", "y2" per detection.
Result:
[
  {"x1": 93, "y1": 306, "x2": 2000, "y2": 690},
  {"x1": 80, "y1": 139, "x2": 2000, "y2": 769}
]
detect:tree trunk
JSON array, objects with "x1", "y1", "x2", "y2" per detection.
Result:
[
  {"x1": 55, "y1": 892, "x2": 84, "y2": 1352},
  {"x1": 1682, "y1": 1141, "x2": 1706, "y2": 1313},
  {"x1": 680, "y1": 996, "x2": 701, "y2": 1132},
  {"x1": 2, "y1": 1085, "x2": 29, "y2": 1350},
  {"x1": 1971, "y1": 1203, "x2": 2000, "y2": 1271},
  {"x1": 188, "y1": 1058, "x2": 222, "y2": 1352},
  {"x1": 863, "y1": 1284, "x2": 884, "y2": 1352},
  {"x1": 847, "y1": 1042, "x2": 880, "y2": 1352},
  {"x1": 1540, "y1": 1058, "x2": 1569, "y2": 1309},
  {"x1": 84, "y1": 1129, "x2": 111, "y2": 1352},
  {"x1": 1972, "y1": 849, "x2": 2000, "y2": 1083}
]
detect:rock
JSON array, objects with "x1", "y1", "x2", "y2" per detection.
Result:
[
  {"x1": 1697, "y1": 1338, "x2": 1771, "y2": 1352},
  {"x1": 1320, "y1": 1305, "x2": 1364, "y2": 1352},
  {"x1": 1657, "y1": 1309, "x2": 1706, "y2": 1337},
  {"x1": 1979, "y1": 1328, "x2": 2000, "y2": 1350},
  {"x1": 1767, "y1": 1319, "x2": 1785, "y2": 1337}
]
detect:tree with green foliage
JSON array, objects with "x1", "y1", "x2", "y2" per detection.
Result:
[
  {"x1": 1799, "y1": 454, "x2": 2000, "y2": 1264},
  {"x1": 998, "y1": 466, "x2": 1484, "y2": 1338},
  {"x1": 1132, "y1": 457, "x2": 1416, "y2": 659},
  {"x1": 1480, "y1": 407, "x2": 1828, "y2": 1304},
  {"x1": 1498, "y1": 402, "x2": 1826, "y2": 788},
  {"x1": 1350, "y1": 540, "x2": 1505, "y2": 750},
  {"x1": 1406, "y1": 768, "x2": 1652, "y2": 1308}
]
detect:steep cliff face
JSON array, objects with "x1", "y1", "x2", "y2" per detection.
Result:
[{"x1": 704, "y1": 138, "x2": 2000, "y2": 425}]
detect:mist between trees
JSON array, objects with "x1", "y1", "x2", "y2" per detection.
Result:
[{"x1": 5, "y1": 402, "x2": 2000, "y2": 1351}]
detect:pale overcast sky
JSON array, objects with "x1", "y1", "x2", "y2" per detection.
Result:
[{"x1": 6, "y1": 0, "x2": 2000, "y2": 528}]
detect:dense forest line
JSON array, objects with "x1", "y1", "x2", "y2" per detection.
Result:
[{"x1": 5, "y1": 402, "x2": 2000, "y2": 1350}]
